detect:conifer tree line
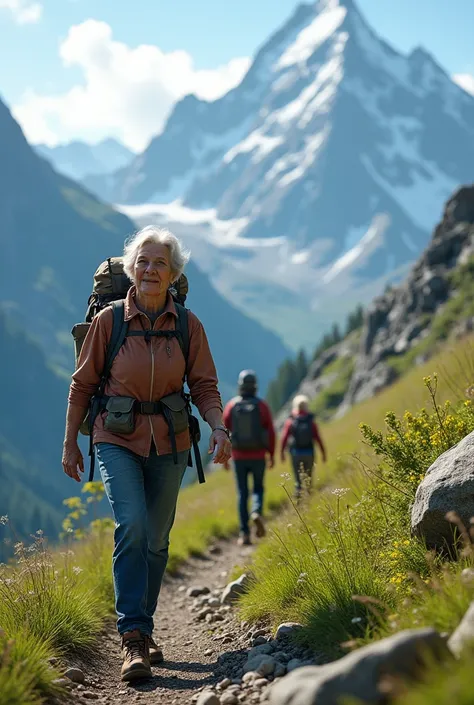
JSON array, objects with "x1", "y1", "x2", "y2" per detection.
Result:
[{"x1": 266, "y1": 304, "x2": 364, "y2": 413}]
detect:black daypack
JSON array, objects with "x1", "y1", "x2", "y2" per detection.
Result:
[
  {"x1": 71, "y1": 257, "x2": 204, "y2": 483},
  {"x1": 289, "y1": 414, "x2": 314, "y2": 451},
  {"x1": 231, "y1": 397, "x2": 268, "y2": 451}
]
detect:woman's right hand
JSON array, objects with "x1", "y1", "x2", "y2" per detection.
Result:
[{"x1": 62, "y1": 441, "x2": 84, "y2": 483}]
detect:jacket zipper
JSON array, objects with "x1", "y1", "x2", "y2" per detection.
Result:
[{"x1": 146, "y1": 316, "x2": 158, "y2": 454}]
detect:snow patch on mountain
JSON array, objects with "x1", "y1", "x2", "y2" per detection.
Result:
[
  {"x1": 277, "y1": 2, "x2": 347, "y2": 69},
  {"x1": 150, "y1": 118, "x2": 255, "y2": 204},
  {"x1": 323, "y1": 214, "x2": 390, "y2": 284},
  {"x1": 361, "y1": 154, "x2": 457, "y2": 231}
]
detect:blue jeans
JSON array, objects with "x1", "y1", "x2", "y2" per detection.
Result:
[
  {"x1": 96, "y1": 442, "x2": 188, "y2": 636},
  {"x1": 233, "y1": 459, "x2": 265, "y2": 535}
]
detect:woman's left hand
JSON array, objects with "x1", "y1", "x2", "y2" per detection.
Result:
[{"x1": 208, "y1": 429, "x2": 232, "y2": 464}]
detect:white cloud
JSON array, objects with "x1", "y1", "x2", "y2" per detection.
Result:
[
  {"x1": 12, "y1": 19, "x2": 250, "y2": 151},
  {"x1": 0, "y1": 0, "x2": 42, "y2": 23},
  {"x1": 453, "y1": 73, "x2": 474, "y2": 96}
]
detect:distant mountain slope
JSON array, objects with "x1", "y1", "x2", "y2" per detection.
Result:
[
  {"x1": 89, "y1": 0, "x2": 474, "y2": 349},
  {"x1": 36, "y1": 138, "x2": 134, "y2": 181},
  {"x1": 0, "y1": 309, "x2": 68, "y2": 557}
]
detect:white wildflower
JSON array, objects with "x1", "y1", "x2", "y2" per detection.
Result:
[{"x1": 331, "y1": 488, "x2": 349, "y2": 498}]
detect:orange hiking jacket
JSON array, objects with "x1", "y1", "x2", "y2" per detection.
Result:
[{"x1": 68, "y1": 287, "x2": 222, "y2": 457}]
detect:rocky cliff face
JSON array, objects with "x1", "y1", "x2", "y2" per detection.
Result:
[{"x1": 341, "y1": 185, "x2": 474, "y2": 411}]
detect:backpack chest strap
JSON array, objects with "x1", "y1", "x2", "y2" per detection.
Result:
[{"x1": 127, "y1": 329, "x2": 183, "y2": 346}]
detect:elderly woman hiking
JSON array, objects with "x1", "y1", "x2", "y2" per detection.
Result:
[{"x1": 62, "y1": 226, "x2": 231, "y2": 682}]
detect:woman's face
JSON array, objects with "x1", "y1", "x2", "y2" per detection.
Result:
[{"x1": 134, "y1": 242, "x2": 175, "y2": 298}]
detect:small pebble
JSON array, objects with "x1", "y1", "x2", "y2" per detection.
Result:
[
  {"x1": 196, "y1": 692, "x2": 220, "y2": 705},
  {"x1": 64, "y1": 667, "x2": 85, "y2": 684},
  {"x1": 187, "y1": 586, "x2": 211, "y2": 598},
  {"x1": 252, "y1": 636, "x2": 268, "y2": 647},
  {"x1": 254, "y1": 678, "x2": 268, "y2": 688},
  {"x1": 220, "y1": 694, "x2": 238, "y2": 705}
]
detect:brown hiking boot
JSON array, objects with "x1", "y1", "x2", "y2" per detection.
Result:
[
  {"x1": 148, "y1": 635, "x2": 164, "y2": 665},
  {"x1": 237, "y1": 532, "x2": 252, "y2": 546},
  {"x1": 120, "y1": 629, "x2": 152, "y2": 681},
  {"x1": 251, "y1": 512, "x2": 266, "y2": 538}
]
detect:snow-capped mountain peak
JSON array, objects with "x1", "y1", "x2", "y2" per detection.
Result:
[{"x1": 88, "y1": 0, "x2": 474, "y2": 350}]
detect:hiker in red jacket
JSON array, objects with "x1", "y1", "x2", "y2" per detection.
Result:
[
  {"x1": 280, "y1": 394, "x2": 326, "y2": 496},
  {"x1": 223, "y1": 370, "x2": 275, "y2": 546}
]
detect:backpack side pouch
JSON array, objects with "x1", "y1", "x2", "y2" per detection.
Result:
[
  {"x1": 103, "y1": 396, "x2": 136, "y2": 435},
  {"x1": 71, "y1": 322, "x2": 91, "y2": 368},
  {"x1": 160, "y1": 393, "x2": 189, "y2": 435}
]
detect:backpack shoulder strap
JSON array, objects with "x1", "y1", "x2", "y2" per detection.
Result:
[
  {"x1": 88, "y1": 300, "x2": 128, "y2": 483},
  {"x1": 102, "y1": 300, "x2": 128, "y2": 384},
  {"x1": 175, "y1": 303, "x2": 190, "y2": 367}
]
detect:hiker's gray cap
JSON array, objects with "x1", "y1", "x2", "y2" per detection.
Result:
[{"x1": 238, "y1": 369, "x2": 257, "y2": 386}]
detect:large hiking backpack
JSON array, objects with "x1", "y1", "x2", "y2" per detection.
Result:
[
  {"x1": 71, "y1": 257, "x2": 203, "y2": 483},
  {"x1": 289, "y1": 414, "x2": 314, "y2": 451},
  {"x1": 231, "y1": 397, "x2": 268, "y2": 451}
]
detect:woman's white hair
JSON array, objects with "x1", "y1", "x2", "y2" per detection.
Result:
[
  {"x1": 122, "y1": 225, "x2": 191, "y2": 283},
  {"x1": 292, "y1": 394, "x2": 309, "y2": 412}
]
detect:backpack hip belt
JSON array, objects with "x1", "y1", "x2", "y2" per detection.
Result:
[{"x1": 98, "y1": 392, "x2": 186, "y2": 464}]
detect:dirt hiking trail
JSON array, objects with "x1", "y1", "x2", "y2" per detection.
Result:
[{"x1": 61, "y1": 537, "x2": 284, "y2": 705}]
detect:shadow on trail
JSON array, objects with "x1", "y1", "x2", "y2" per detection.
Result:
[
  {"x1": 124, "y1": 647, "x2": 249, "y2": 693},
  {"x1": 164, "y1": 660, "x2": 215, "y2": 672},
  {"x1": 123, "y1": 669, "x2": 215, "y2": 693}
]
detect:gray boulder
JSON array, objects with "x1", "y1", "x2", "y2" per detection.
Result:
[
  {"x1": 244, "y1": 654, "x2": 276, "y2": 676},
  {"x1": 448, "y1": 601, "x2": 474, "y2": 657},
  {"x1": 275, "y1": 623, "x2": 304, "y2": 640},
  {"x1": 411, "y1": 432, "x2": 474, "y2": 549},
  {"x1": 221, "y1": 574, "x2": 250, "y2": 605},
  {"x1": 269, "y1": 628, "x2": 450, "y2": 705}
]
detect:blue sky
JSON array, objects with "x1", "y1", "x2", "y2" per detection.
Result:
[{"x1": 2, "y1": 0, "x2": 474, "y2": 149}]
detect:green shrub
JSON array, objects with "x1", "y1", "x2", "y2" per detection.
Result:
[
  {"x1": 0, "y1": 532, "x2": 102, "y2": 655},
  {"x1": 0, "y1": 630, "x2": 61, "y2": 705}
]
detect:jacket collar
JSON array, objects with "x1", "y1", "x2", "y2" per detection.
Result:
[{"x1": 123, "y1": 285, "x2": 178, "y2": 322}]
